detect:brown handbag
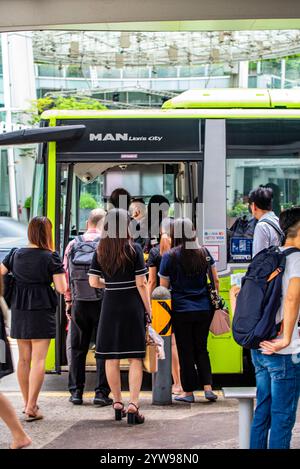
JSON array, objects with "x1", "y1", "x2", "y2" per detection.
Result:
[
  {"x1": 143, "y1": 326, "x2": 158, "y2": 373},
  {"x1": 204, "y1": 249, "x2": 231, "y2": 336},
  {"x1": 209, "y1": 308, "x2": 231, "y2": 336}
]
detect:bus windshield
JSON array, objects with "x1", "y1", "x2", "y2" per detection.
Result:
[{"x1": 59, "y1": 161, "x2": 180, "y2": 254}]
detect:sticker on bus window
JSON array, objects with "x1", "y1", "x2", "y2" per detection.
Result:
[
  {"x1": 230, "y1": 237, "x2": 252, "y2": 261},
  {"x1": 203, "y1": 229, "x2": 226, "y2": 245}
]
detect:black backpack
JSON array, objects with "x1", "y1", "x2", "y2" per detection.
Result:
[
  {"x1": 227, "y1": 216, "x2": 257, "y2": 262},
  {"x1": 68, "y1": 236, "x2": 103, "y2": 302},
  {"x1": 232, "y1": 246, "x2": 300, "y2": 349}
]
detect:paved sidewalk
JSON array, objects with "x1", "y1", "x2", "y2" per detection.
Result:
[{"x1": 1, "y1": 391, "x2": 300, "y2": 449}]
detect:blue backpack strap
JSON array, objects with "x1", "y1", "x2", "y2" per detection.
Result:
[
  {"x1": 258, "y1": 218, "x2": 284, "y2": 239},
  {"x1": 282, "y1": 247, "x2": 300, "y2": 256}
]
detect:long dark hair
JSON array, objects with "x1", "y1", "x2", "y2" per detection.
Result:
[
  {"x1": 97, "y1": 208, "x2": 135, "y2": 277},
  {"x1": 147, "y1": 194, "x2": 170, "y2": 241},
  {"x1": 109, "y1": 188, "x2": 131, "y2": 211},
  {"x1": 171, "y1": 218, "x2": 207, "y2": 276},
  {"x1": 27, "y1": 216, "x2": 53, "y2": 251}
]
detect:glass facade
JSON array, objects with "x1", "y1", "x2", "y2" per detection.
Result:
[{"x1": 226, "y1": 119, "x2": 300, "y2": 262}]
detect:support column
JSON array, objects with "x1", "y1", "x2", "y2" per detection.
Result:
[
  {"x1": 2, "y1": 32, "x2": 36, "y2": 221},
  {"x1": 238, "y1": 399, "x2": 254, "y2": 449},
  {"x1": 1, "y1": 33, "x2": 18, "y2": 220},
  {"x1": 238, "y1": 61, "x2": 249, "y2": 88},
  {"x1": 281, "y1": 58, "x2": 286, "y2": 89}
]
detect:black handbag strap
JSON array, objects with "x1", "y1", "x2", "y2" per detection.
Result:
[
  {"x1": 8, "y1": 248, "x2": 18, "y2": 274},
  {"x1": 203, "y1": 247, "x2": 216, "y2": 290}
]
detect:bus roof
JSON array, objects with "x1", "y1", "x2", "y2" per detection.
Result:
[
  {"x1": 162, "y1": 88, "x2": 300, "y2": 109},
  {"x1": 41, "y1": 89, "x2": 300, "y2": 121},
  {"x1": 41, "y1": 107, "x2": 300, "y2": 120}
]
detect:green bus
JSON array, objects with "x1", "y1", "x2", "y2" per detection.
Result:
[{"x1": 1, "y1": 87, "x2": 300, "y2": 380}]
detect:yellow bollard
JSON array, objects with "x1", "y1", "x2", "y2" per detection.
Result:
[
  {"x1": 151, "y1": 286, "x2": 172, "y2": 405},
  {"x1": 151, "y1": 298, "x2": 172, "y2": 337}
]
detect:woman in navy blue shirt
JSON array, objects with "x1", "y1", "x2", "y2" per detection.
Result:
[{"x1": 159, "y1": 218, "x2": 219, "y2": 402}]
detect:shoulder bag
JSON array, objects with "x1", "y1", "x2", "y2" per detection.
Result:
[{"x1": 3, "y1": 248, "x2": 17, "y2": 309}]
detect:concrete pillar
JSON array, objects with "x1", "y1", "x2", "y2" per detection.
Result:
[
  {"x1": 281, "y1": 59, "x2": 286, "y2": 89},
  {"x1": 238, "y1": 61, "x2": 249, "y2": 88},
  {"x1": 1, "y1": 32, "x2": 36, "y2": 221},
  {"x1": 1, "y1": 33, "x2": 18, "y2": 220},
  {"x1": 7, "y1": 32, "x2": 36, "y2": 109}
]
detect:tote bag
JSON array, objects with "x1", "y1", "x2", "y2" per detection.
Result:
[{"x1": 143, "y1": 326, "x2": 158, "y2": 373}]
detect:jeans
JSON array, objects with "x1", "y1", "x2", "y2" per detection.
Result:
[
  {"x1": 250, "y1": 349, "x2": 300, "y2": 449},
  {"x1": 172, "y1": 310, "x2": 214, "y2": 391}
]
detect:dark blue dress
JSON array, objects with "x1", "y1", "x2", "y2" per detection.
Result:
[{"x1": 3, "y1": 248, "x2": 65, "y2": 339}]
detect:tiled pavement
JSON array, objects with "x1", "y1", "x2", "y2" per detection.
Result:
[{"x1": 0, "y1": 390, "x2": 299, "y2": 450}]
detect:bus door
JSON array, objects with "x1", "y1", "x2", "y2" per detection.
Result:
[{"x1": 57, "y1": 158, "x2": 202, "y2": 370}]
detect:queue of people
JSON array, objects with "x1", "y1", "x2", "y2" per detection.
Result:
[{"x1": 0, "y1": 185, "x2": 299, "y2": 450}]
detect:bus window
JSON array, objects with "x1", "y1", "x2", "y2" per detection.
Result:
[
  {"x1": 226, "y1": 119, "x2": 300, "y2": 262},
  {"x1": 31, "y1": 162, "x2": 45, "y2": 218}
]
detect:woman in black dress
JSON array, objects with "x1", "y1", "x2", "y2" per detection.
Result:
[
  {"x1": 89, "y1": 209, "x2": 151, "y2": 424},
  {"x1": 0, "y1": 217, "x2": 66, "y2": 421}
]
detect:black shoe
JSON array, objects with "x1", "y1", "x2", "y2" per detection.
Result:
[
  {"x1": 93, "y1": 392, "x2": 113, "y2": 407},
  {"x1": 69, "y1": 390, "x2": 83, "y2": 405}
]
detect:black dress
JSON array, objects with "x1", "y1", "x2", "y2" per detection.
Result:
[
  {"x1": 89, "y1": 243, "x2": 148, "y2": 360},
  {"x1": 2, "y1": 248, "x2": 65, "y2": 339}
]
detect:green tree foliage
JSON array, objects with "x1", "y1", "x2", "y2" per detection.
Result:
[
  {"x1": 227, "y1": 202, "x2": 249, "y2": 218},
  {"x1": 79, "y1": 193, "x2": 98, "y2": 210},
  {"x1": 24, "y1": 196, "x2": 32, "y2": 209},
  {"x1": 26, "y1": 96, "x2": 107, "y2": 124}
]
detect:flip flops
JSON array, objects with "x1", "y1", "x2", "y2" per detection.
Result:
[
  {"x1": 24, "y1": 405, "x2": 43, "y2": 422},
  {"x1": 25, "y1": 412, "x2": 43, "y2": 422}
]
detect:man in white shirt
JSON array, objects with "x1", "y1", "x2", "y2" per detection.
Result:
[
  {"x1": 249, "y1": 186, "x2": 283, "y2": 257},
  {"x1": 250, "y1": 207, "x2": 300, "y2": 449}
]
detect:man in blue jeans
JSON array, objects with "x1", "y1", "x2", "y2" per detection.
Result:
[{"x1": 250, "y1": 207, "x2": 300, "y2": 449}]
